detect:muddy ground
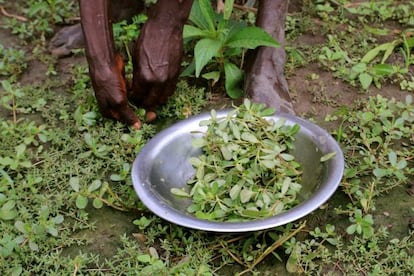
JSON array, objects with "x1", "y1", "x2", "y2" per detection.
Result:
[{"x1": 0, "y1": 0, "x2": 413, "y2": 274}]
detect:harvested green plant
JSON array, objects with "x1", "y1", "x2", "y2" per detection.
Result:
[{"x1": 173, "y1": 100, "x2": 303, "y2": 221}]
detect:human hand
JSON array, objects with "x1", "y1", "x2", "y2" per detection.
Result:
[{"x1": 90, "y1": 55, "x2": 141, "y2": 129}]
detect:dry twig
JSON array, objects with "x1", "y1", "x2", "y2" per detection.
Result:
[{"x1": 0, "y1": 6, "x2": 28, "y2": 22}]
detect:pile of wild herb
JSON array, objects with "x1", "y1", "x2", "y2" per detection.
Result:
[{"x1": 177, "y1": 100, "x2": 303, "y2": 221}]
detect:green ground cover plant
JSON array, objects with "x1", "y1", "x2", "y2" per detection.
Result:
[
  {"x1": 313, "y1": 0, "x2": 414, "y2": 91},
  {"x1": 183, "y1": 0, "x2": 280, "y2": 98},
  {"x1": 0, "y1": 0, "x2": 413, "y2": 275}
]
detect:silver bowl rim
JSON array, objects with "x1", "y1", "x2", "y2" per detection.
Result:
[{"x1": 132, "y1": 110, "x2": 344, "y2": 233}]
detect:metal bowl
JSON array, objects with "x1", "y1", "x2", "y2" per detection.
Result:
[{"x1": 132, "y1": 111, "x2": 344, "y2": 232}]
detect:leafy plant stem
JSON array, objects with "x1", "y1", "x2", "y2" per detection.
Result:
[
  {"x1": 239, "y1": 222, "x2": 306, "y2": 275},
  {"x1": 11, "y1": 93, "x2": 17, "y2": 124},
  {"x1": 100, "y1": 185, "x2": 130, "y2": 212}
]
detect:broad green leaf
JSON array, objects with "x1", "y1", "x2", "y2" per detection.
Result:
[
  {"x1": 372, "y1": 64, "x2": 395, "y2": 76},
  {"x1": 133, "y1": 216, "x2": 154, "y2": 229},
  {"x1": 259, "y1": 107, "x2": 276, "y2": 116},
  {"x1": 180, "y1": 59, "x2": 195, "y2": 77},
  {"x1": 359, "y1": 72, "x2": 373, "y2": 90},
  {"x1": 224, "y1": 62, "x2": 244, "y2": 98},
  {"x1": 0, "y1": 201, "x2": 17, "y2": 220},
  {"x1": 381, "y1": 40, "x2": 399, "y2": 63},
  {"x1": 47, "y1": 226, "x2": 58, "y2": 237},
  {"x1": 351, "y1": 63, "x2": 367, "y2": 74},
  {"x1": 223, "y1": 0, "x2": 234, "y2": 20},
  {"x1": 405, "y1": 37, "x2": 414, "y2": 47},
  {"x1": 1, "y1": 200, "x2": 16, "y2": 211},
  {"x1": 189, "y1": 0, "x2": 216, "y2": 31},
  {"x1": 92, "y1": 198, "x2": 104, "y2": 209},
  {"x1": 346, "y1": 224, "x2": 357, "y2": 235},
  {"x1": 243, "y1": 98, "x2": 251, "y2": 109},
  {"x1": 183, "y1": 25, "x2": 212, "y2": 40},
  {"x1": 240, "y1": 209, "x2": 272, "y2": 218},
  {"x1": 75, "y1": 195, "x2": 88, "y2": 209},
  {"x1": 373, "y1": 168, "x2": 387, "y2": 178},
  {"x1": 14, "y1": 221, "x2": 26, "y2": 233},
  {"x1": 187, "y1": 204, "x2": 200, "y2": 213},
  {"x1": 201, "y1": 71, "x2": 220, "y2": 84},
  {"x1": 69, "y1": 177, "x2": 80, "y2": 192},
  {"x1": 361, "y1": 42, "x2": 396, "y2": 64},
  {"x1": 226, "y1": 26, "x2": 280, "y2": 49},
  {"x1": 388, "y1": 151, "x2": 397, "y2": 166},
  {"x1": 241, "y1": 132, "x2": 258, "y2": 143},
  {"x1": 1, "y1": 80, "x2": 12, "y2": 92},
  {"x1": 320, "y1": 151, "x2": 337, "y2": 162},
  {"x1": 198, "y1": 0, "x2": 216, "y2": 31},
  {"x1": 396, "y1": 159, "x2": 407, "y2": 170},
  {"x1": 29, "y1": 241, "x2": 39, "y2": 252},
  {"x1": 0, "y1": 208, "x2": 17, "y2": 220},
  {"x1": 149, "y1": 247, "x2": 159, "y2": 259},
  {"x1": 229, "y1": 184, "x2": 242, "y2": 200},
  {"x1": 196, "y1": 166, "x2": 205, "y2": 179},
  {"x1": 220, "y1": 146, "x2": 232, "y2": 160},
  {"x1": 0, "y1": 169, "x2": 13, "y2": 185},
  {"x1": 274, "y1": 201, "x2": 284, "y2": 214},
  {"x1": 192, "y1": 138, "x2": 207, "y2": 148},
  {"x1": 84, "y1": 133, "x2": 94, "y2": 146},
  {"x1": 137, "y1": 254, "x2": 152, "y2": 263},
  {"x1": 280, "y1": 153, "x2": 295, "y2": 161},
  {"x1": 194, "y1": 38, "x2": 222, "y2": 77},
  {"x1": 88, "y1": 180, "x2": 102, "y2": 193},
  {"x1": 261, "y1": 160, "x2": 275, "y2": 169},
  {"x1": 286, "y1": 251, "x2": 299, "y2": 273},
  {"x1": 53, "y1": 215, "x2": 64, "y2": 224},
  {"x1": 171, "y1": 188, "x2": 191, "y2": 198},
  {"x1": 360, "y1": 198, "x2": 368, "y2": 210},
  {"x1": 15, "y1": 144, "x2": 26, "y2": 157},
  {"x1": 360, "y1": 111, "x2": 374, "y2": 121},
  {"x1": 230, "y1": 122, "x2": 241, "y2": 140},
  {"x1": 240, "y1": 189, "x2": 255, "y2": 203},
  {"x1": 189, "y1": 157, "x2": 203, "y2": 167},
  {"x1": 281, "y1": 178, "x2": 291, "y2": 195},
  {"x1": 110, "y1": 174, "x2": 123, "y2": 181}
]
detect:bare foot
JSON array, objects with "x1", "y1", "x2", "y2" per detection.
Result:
[{"x1": 49, "y1": 24, "x2": 85, "y2": 57}]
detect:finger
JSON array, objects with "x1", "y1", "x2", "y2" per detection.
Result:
[
  {"x1": 115, "y1": 106, "x2": 142, "y2": 129},
  {"x1": 131, "y1": 121, "x2": 141, "y2": 130},
  {"x1": 145, "y1": 111, "x2": 157, "y2": 122}
]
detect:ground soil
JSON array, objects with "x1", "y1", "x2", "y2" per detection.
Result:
[{"x1": 1, "y1": 1, "x2": 413, "y2": 274}]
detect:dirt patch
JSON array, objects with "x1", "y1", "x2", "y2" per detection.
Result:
[
  {"x1": 63, "y1": 207, "x2": 138, "y2": 260},
  {"x1": 1, "y1": 1, "x2": 413, "y2": 274}
]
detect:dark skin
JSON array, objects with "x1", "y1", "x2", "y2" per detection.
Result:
[
  {"x1": 71, "y1": 0, "x2": 293, "y2": 129},
  {"x1": 79, "y1": 0, "x2": 140, "y2": 128},
  {"x1": 79, "y1": 0, "x2": 193, "y2": 129}
]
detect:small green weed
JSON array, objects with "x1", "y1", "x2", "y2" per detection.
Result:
[
  {"x1": 3, "y1": 0, "x2": 78, "y2": 41},
  {"x1": 0, "y1": 45, "x2": 27, "y2": 79},
  {"x1": 183, "y1": 0, "x2": 279, "y2": 98},
  {"x1": 158, "y1": 80, "x2": 208, "y2": 120},
  {"x1": 112, "y1": 14, "x2": 148, "y2": 75},
  {"x1": 312, "y1": 1, "x2": 414, "y2": 90},
  {"x1": 285, "y1": 224, "x2": 414, "y2": 274},
  {"x1": 340, "y1": 95, "x2": 413, "y2": 212}
]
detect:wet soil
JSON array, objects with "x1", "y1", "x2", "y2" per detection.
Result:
[{"x1": 1, "y1": 1, "x2": 413, "y2": 274}]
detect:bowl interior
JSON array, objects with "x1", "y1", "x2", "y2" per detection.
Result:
[{"x1": 132, "y1": 111, "x2": 344, "y2": 232}]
